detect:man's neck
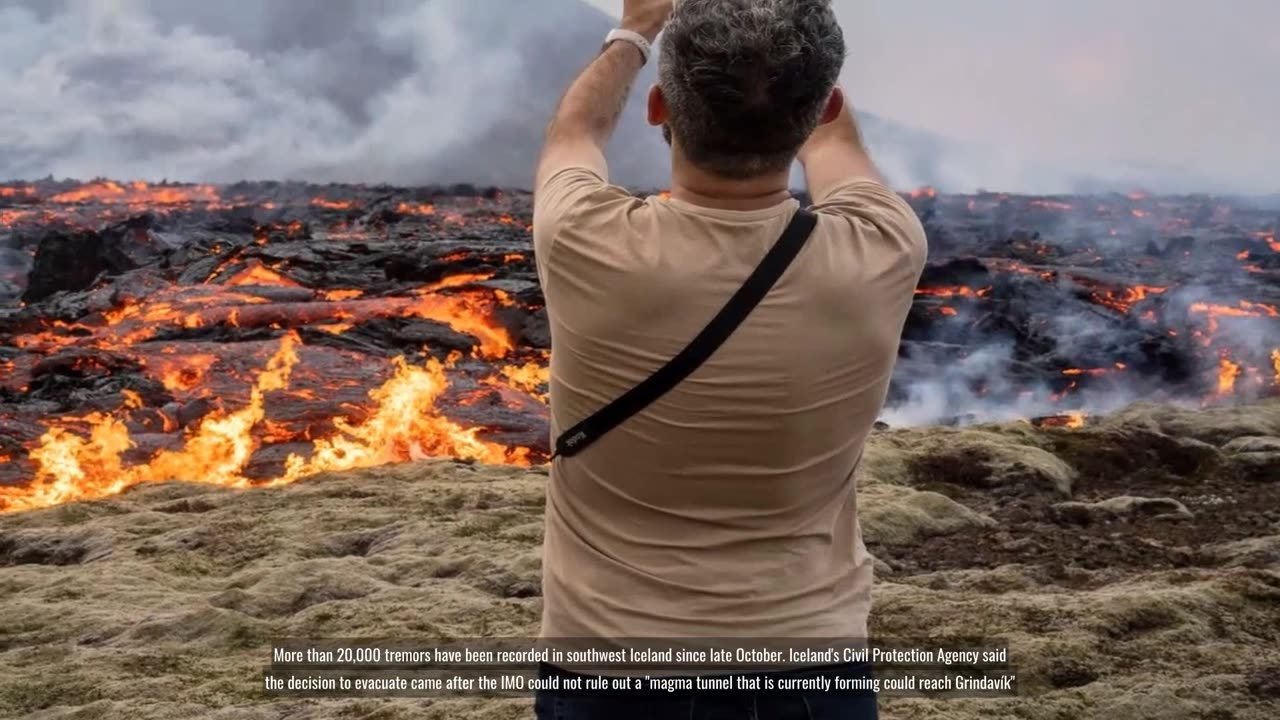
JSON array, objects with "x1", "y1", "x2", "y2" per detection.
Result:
[{"x1": 667, "y1": 152, "x2": 792, "y2": 211}]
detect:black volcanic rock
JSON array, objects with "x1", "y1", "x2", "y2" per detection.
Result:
[{"x1": 22, "y1": 216, "x2": 166, "y2": 304}]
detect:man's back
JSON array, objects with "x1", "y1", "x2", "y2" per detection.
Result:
[{"x1": 534, "y1": 166, "x2": 927, "y2": 641}]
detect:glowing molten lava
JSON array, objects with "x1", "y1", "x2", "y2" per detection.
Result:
[
  {"x1": 50, "y1": 180, "x2": 219, "y2": 205},
  {"x1": 916, "y1": 286, "x2": 992, "y2": 299},
  {"x1": 1062, "y1": 368, "x2": 1111, "y2": 377},
  {"x1": 1258, "y1": 232, "x2": 1280, "y2": 253},
  {"x1": 498, "y1": 360, "x2": 551, "y2": 402},
  {"x1": 1090, "y1": 285, "x2": 1167, "y2": 314},
  {"x1": 3, "y1": 179, "x2": 1278, "y2": 514},
  {"x1": 0, "y1": 334, "x2": 532, "y2": 513},
  {"x1": 1035, "y1": 411, "x2": 1087, "y2": 429},
  {"x1": 0, "y1": 181, "x2": 553, "y2": 513},
  {"x1": 1189, "y1": 300, "x2": 1279, "y2": 338},
  {"x1": 2, "y1": 334, "x2": 301, "y2": 511},
  {"x1": 1216, "y1": 352, "x2": 1242, "y2": 397},
  {"x1": 311, "y1": 197, "x2": 356, "y2": 210},
  {"x1": 223, "y1": 262, "x2": 302, "y2": 288},
  {"x1": 396, "y1": 202, "x2": 437, "y2": 216},
  {"x1": 279, "y1": 354, "x2": 530, "y2": 482}
]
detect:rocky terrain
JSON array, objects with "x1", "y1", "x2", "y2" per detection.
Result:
[{"x1": 1, "y1": 399, "x2": 1277, "y2": 719}]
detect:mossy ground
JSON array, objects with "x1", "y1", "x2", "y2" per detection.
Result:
[{"x1": 1, "y1": 400, "x2": 1277, "y2": 719}]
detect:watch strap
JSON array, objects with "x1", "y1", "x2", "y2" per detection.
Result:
[{"x1": 604, "y1": 28, "x2": 652, "y2": 64}]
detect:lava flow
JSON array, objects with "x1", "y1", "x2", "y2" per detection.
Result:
[
  {"x1": 1, "y1": 179, "x2": 1279, "y2": 512},
  {"x1": 1, "y1": 180, "x2": 550, "y2": 512},
  {"x1": 1, "y1": 330, "x2": 544, "y2": 512},
  {"x1": 898, "y1": 187, "x2": 1279, "y2": 425}
]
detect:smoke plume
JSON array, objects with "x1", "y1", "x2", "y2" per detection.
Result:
[
  {"x1": 6, "y1": 0, "x2": 1279, "y2": 193},
  {"x1": 0, "y1": 0, "x2": 665, "y2": 188}
]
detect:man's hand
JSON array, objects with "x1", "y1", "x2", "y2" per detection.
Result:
[
  {"x1": 621, "y1": 0, "x2": 674, "y2": 42},
  {"x1": 797, "y1": 86, "x2": 884, "y2": 200}
]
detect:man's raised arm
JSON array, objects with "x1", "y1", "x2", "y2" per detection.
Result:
[
  {"x1": 796, "y1": 87, "x2": 884, "y2": 202},
  {"x1": 535, "y1": 1, "x2": 672, "y2": 189}
]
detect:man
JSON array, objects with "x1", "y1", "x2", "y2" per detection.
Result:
[{"x1": 531, "y1": 0, "x2": 926, "y2": 717}]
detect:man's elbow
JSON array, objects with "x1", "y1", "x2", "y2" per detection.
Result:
[{"x1": 545, "y1": 112, "x2": 609, "y2": 152}]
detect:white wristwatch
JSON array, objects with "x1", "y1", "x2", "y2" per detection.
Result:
[{"x1": 604, "y1": 28, "x2": 652, "y2": 65}]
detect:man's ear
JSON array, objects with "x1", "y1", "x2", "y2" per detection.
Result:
[
  {"x1": 818, "y1": 86, "x2": 844, "y2": 125},
  {"x1": 647, "y1": 85, "x2": 667, "y2": 126}
]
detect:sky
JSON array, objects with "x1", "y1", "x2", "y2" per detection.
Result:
[{"x1": 589, "y1": 0, "x2": 1280, "y2": 193}]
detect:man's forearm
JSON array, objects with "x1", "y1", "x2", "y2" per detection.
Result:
[
  {"x1": 545, "y1": 42, "x2": 646, "y2": 151},
  {"x1": 798, "y1": 93, "x2": 884, "y2": 195},
  {"x1": 798, "y1": 101, "x2": 866, "y2": 163}
]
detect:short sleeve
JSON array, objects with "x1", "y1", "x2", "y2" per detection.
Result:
[
  {"x1": 531, "y1": 165, "x2": 638, "y2": 286},
  {"x1": 532, "y1": 166, "x2": 612, "y2": 257},
  {"x1": 810, "y1": 179, "x2": 929, "y2": 273}
]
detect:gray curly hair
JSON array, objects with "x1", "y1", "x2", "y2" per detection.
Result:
[{"x1": 657, "y1": 0, "x2": 846, "y2": 179}]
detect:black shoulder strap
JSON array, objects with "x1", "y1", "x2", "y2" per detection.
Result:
[{"x1": 552, "y1": 208, "x2": 818, "y2": 459}]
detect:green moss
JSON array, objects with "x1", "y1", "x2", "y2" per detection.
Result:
[{"x1": 0, "y1": 676, "x2": 105, "y2": 714}]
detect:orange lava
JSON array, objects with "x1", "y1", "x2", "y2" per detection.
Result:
[
  {"x1": 1, "y1": 334, "x2": 301, "y2": 511},
  {"x1": 1038, "y1": 411, "x2": 1087, "y2": 429},
  {"x1": 991, "y1": 260, "x2": 1056, "y2": 281},
  {"x1": 1189, "y1": 300, "x2": 1279, "y2": 339},
  {"x1": 916, "y1": 286, "x2": 992, "y2": 298},
  {"x1": 143, "y1": 354, "x2": 221, "y2": 395},
  {"x1": 0, "y1": 180, "x2": 564, "y2": 514},
  {"x1": 310, "y1": 198, "x2": 356, "y2": 210},
  {"x1": 320, "y1": 289, "x2": 364, "y2": 302},
  {"x1": 1216, "y1": 352, "x2": 1241, "y2": 396},
  {"x1": 0, "y1": 209, "x2": 35, "y2": 228},
  {"x1": 5, "y1": 180, "x2": 1277, "y2": 513},
  {"x1": 50, "y1": 180, "x2": 219, "y2": 205},
  {"x1": 1062, "y1": 368, "x2": 1110, "y2": 377},
  {"x1": 0, "y1": 334, "x2": 533, "y2": 513},
  {"x1": 223, "y1": 262, "x2": 302, "y2": 288},
  {"x1": 396, "y1": 202, "x2": 436, "y2": 216},
  {"x1": 1090, "y1": 285, "x2": 1167, "y2": 314},
  {"x1": 277, "y1": 354, "x2": 531, "y2": 484},
  {"x1": 498, "y1": 360, "x2": 551, "y2": 402}
]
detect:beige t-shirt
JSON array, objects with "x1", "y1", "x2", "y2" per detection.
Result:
[{"x1": 532, "y1": 167, "x2": 927, "y2": 651}]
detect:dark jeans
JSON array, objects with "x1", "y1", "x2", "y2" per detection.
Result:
[{"x1": 533, "y1": 662, "x2": 878, "y2": 720}]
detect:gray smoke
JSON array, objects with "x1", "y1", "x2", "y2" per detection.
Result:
[
  {"x1": 5, "y1": 0, "x2": 1277, "y2": 192},
  {"x1": 831, "y1": 0, "x2": 1280, "y2": 194},
  {"x1": 0, "y1": 0, "x2": 666, "y2": 187}
]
